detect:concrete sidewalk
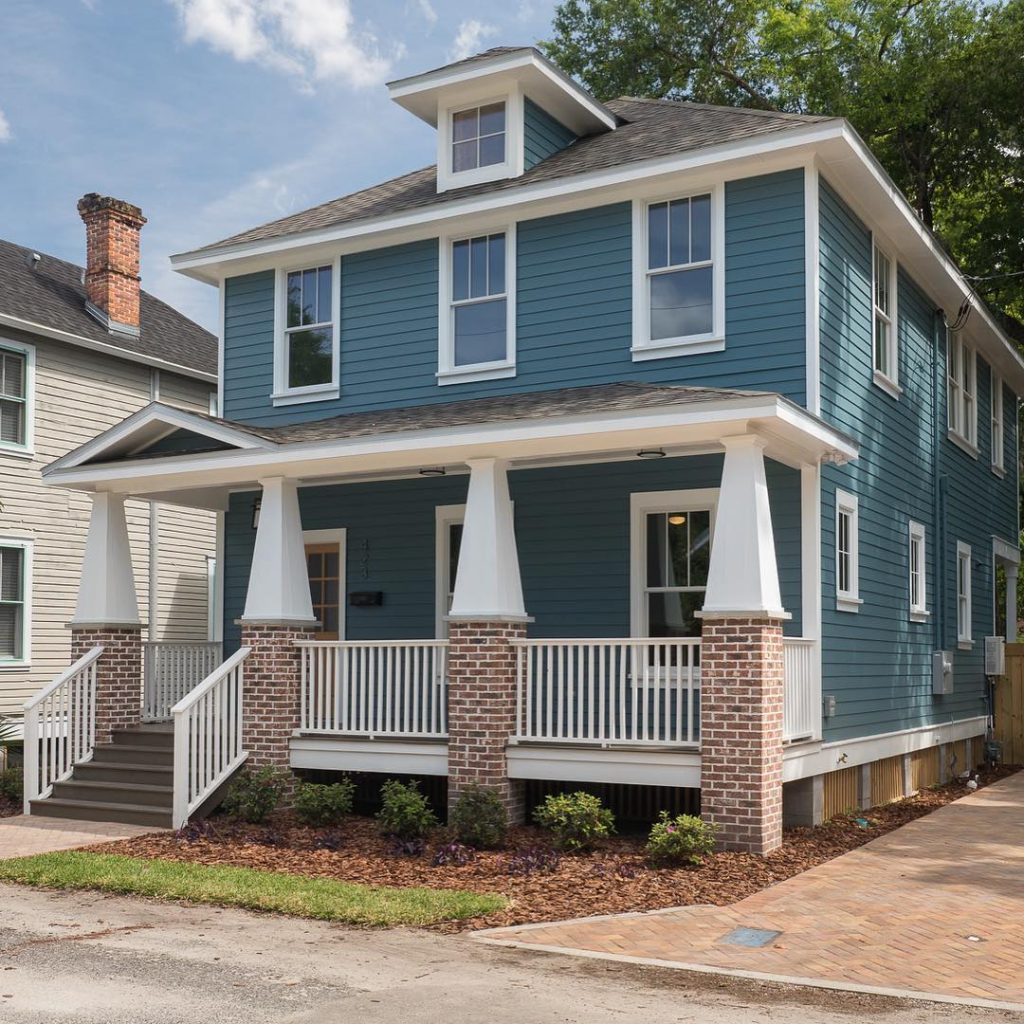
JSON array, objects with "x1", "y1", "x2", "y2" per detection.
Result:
[
  {"x1": 0, "y1": 815, "x2": 157, "y2": 858},
  {"x1": 478, "y1": 773, "x2": 1024, "y2": 1010}
]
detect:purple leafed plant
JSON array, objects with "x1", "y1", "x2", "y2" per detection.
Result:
[
  {"x1": 505, "y1": 845, "x2": 561, "y2": 876},
  {"x1": 174, "y1": 820, "x2": 218, "y2": 843},
  {"x1": 313, "y1": 830, "x2": 344, "y2": 851},
  {"x1": 387, "y1": 837, "x2": 426, "y2": 858},
  {"x1": 431, "y1": 842, "x2": 476, "y2": 867}
]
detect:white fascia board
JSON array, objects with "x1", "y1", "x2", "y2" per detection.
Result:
[
  {"x1": 42, "y1": 393, "x2": 857, "y2": 493},
  {"x1": 170, "y1": 121, "x2": 846, "y2": 279},
  {"x1": 0, "y1": 311, "x2": 217, "y2": 384}
]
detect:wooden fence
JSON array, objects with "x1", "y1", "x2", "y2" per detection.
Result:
[{"x1": 994, "y1": 643, "x2": 1024, "y2": 764}]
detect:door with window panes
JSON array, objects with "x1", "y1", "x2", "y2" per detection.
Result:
[{"x1": 306, "y1": 543, "x2": 342, "y2": 640}]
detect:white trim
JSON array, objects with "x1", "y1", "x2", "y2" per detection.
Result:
[
  {"x1": 991, "y1": 370, "x2": 1005, "y2": 473},
  {"x1": 507, "y1": 743, "x2": 701, "y2": 789},
  {"x1": 303, "y1": 527, "x2": 347, "y2": 639},
  {"x1": 957, "y1": 540, "x2": 973, "y2": 647},
  {"x1": 630, "y1": 185, "x2": 725, "y2": 359},
  {"x1": 0, "y1": 536, "x2": 32, "y2": 668},
  {"x1": 992, "y1": 534, "x2": 1020, "y2": 566},
  {"x1": 834, "y1": 488, "x2": 860, "y2": 612},
  {"x1": 434, "y1": 503, "x2": 465, "y2": 638},
  {"x1": 0, "y1": 336, "x2": 36, "y2": 458},
  {"x1": 215, "y1": 283, "x2": 225, "y2": 417},
  {"x1": 908, "y1": 520, "x2": 928, "y2": 622},
  {"x1": 870, "y1": 238, "x2": 899, "y2": 393},
  {"x1": 437, "y1": 91, "x2": 524, "y2": 193},
  {"x1": 290, "y1": 735, "x2": 448, "y2": 775},
  {"x1": 804, "y1": 161, "x2": 821, "y2": 415},
  {"x1": 272, "y1": 259, "x2": 341, "y2": 405},
  {"x1": 629, "y1": 488, "x2": 719, "y2": 637},
  {"x1": 800, "y1": 463, "x2": 822, "y2": 735},
  {"x1": 437, "y1": 225, "x2": 516, "y2": 383}
]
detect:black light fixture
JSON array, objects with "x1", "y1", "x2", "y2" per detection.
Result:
[
  {"x1": 251, "y1": 497, "x2": 262, "y2": 530},
  {"x1": 636, "y1": 448, "x2": 667, "y2": 460},
  {"x1": 419, "y1": 467, "x2": 447, "y2": 477}
]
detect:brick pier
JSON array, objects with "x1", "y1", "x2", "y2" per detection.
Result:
[{"x1": 70, "y1": 627, "x2": 143, "y2": 746}]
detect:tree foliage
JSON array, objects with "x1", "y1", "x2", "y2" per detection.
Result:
[{"x1": 544, "y1": 0, "x2": 1024, "y2": 321}]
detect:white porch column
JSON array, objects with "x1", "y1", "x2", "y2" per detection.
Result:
[
  {"x1": 1007, "y1": 565, "x2": 1019, "y2": 641},
  {"x1": 702, "y1": 434, "x2": 785, "y2": 617},
  {"x1": 449, "y1": 457, "x2": 526, "y2": 620},
  {"x1": 72, "y1": 492, "x2": 141, "y2": 627},
  {"x1": 241, "y1": 477, "x2": 315, "y2": 625}
]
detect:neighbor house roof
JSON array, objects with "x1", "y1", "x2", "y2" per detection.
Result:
[
  {"x1": 0, "y1": 238, "x2": 217, "y2": 379},
  {"x1": 176, "y1": 94, "x2": 834, "y2": 260}
]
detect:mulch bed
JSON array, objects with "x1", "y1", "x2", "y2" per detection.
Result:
[
  {"x1": 0, "y1": 798, "x2": 19, "y2": 818},
  {"x1": 88, "y1": 765, "x2": 1019, "y2": 931}
]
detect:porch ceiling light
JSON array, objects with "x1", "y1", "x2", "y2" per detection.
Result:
[
  {"x1": 636, "y1": 448, "x2": 666, "y2": 459},
  {"x1": 668, "y1": 514, "x2": 686, "y2": 526},
  {"x1": 251, "y1": 497, "x2": 261, "y2": 530},
  {"x1": 419, "y1": 467, "x2": 447, "y2": 477}
]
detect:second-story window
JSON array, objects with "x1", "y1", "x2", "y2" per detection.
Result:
[
  {"x1": 275, "y1": 264, "x2": 337, "y2": 402},
  {"x1": 452, "y1": 103, "x2": 506, "y2": 173},
  {"x1": 947, "y1": 332, "x2": 977, "y2": 450},
  {"x1": 992, "y1": 371, "x2": 1005, "y2": 473},
  {"x1": 0, "y1": 343, "x2": 33, "y2": 454},
  {"x1": 872, "y1": 243, "x2": 898, "y2": 392}
]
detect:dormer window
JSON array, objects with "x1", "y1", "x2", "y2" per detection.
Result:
[{"x1": 452, "y1": 103, "x2": 506, "y2": 172}]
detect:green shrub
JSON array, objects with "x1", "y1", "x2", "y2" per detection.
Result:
[
  {"x1": 222, "y1": 766, "x2": 285, "y2": 823},
  {"x1": 450, "y1": 785, "x2": 508, "y2": 849},
  {"x1": 376, "y1": 780, "x2": 437, "y2": 840},
  {"x1": 294, "y1": 779, "x2": 355, "y2": 827},
  {"x1": 0, "y1": 766, "x2": 22, "y2": 803},
  {"x1": 645, "y1": 812, "x2": 717, "y2": 866},
  {"x1": 533, "y1": 791, "x2": 615, "y2": 851}
]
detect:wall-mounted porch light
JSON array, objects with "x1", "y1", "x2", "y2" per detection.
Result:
[
  {"x1": 419, "y1": 467, "x2": 447, "y2": 477},
  {"x1": 251, "y1": 497, "x2": 261, "y2": 530},
  {"x1": 636, "y1": 449, "x2": 666, "y2": 459}
]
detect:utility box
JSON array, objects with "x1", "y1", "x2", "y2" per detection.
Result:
[
  {"x1": 984, "y1": 636, "x2": 1006, "y2": 676},
  {"x1": 932, "y1": 650, "x2": 954, "y2": 695}
]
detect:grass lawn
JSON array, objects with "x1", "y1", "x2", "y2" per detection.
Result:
[{"x1": 0, "y1": 851, "x2": 506, "y2": 927}]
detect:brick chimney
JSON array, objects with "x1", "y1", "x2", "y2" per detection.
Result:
[{"x1": 77, "y1": 193, "x2": 147, "y2": 335}]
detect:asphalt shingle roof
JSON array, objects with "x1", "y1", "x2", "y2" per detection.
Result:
[
  {"x1": 181, "y1": 94, "x2": 834, "y2": 258},
  {"x1": 0, "y1": 239, "x2": 217, "y2": 377}
]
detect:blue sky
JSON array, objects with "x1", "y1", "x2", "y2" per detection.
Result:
[{"x1": 0, "y1": 0, "x2": 555, "y2": 331}]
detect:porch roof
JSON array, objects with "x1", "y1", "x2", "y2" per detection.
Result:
[{"x1": 42, "y1": 382, "x2": 858, "y2": 509}]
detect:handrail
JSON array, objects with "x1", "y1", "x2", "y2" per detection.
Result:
[
  {"x1": 171, "y1": 647, "x2": 250, "y2": 828},
  {"x1": 23, "y1": 646, "x2": 104, "y2": 813}
]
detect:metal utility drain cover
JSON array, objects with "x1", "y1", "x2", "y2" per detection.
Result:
[{"x1": 719, "y1": 927, "x2": 783, "y2": 948}]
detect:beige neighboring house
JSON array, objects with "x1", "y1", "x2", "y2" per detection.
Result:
[{"x1": 0, "y1": 194, "x2": 218, "y2": 721}]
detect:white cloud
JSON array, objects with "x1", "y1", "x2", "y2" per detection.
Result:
[
  {"x1": 448, "y1": 19, "x2": 496, "y2": 62},
  {"x1": 413, "y1": 0, "x2": 436, "y2": 25},
  {"x1": 0, "y1": 109, "x2": 11, "y2": 142},
  {"x1": 169, "y1": 0, "x2": 392, "y2": 89}
]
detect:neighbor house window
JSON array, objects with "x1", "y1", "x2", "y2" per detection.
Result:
[
  {"x1": 908, "y1": 521, "x2": 928, "y2": 621},
  {"x1": 992, "y1": 372, "x2": 1005, "y2": 472},
  {"x1": 835, "y1": 489, "x2": 860, "y2": 612},
  {"x1": 275, "y1": 264, "x2": 337, "y2": 402},
  {"x1": 451, "y1": 103, "x2": 506, "y2": 173},
  {"x1": 947, "y1": 332, "x2": 977, "y2": 449},
  {"x1": 0, "y1": 344, "x2": 31, "y2": 451},
  {"x1": 957, "y1": 541, "x2": 972, "y2": 646},
  {"x1": 872, "y1": 243, "x2": 898, "y2": 391},
  {"x1": 0, "y1": 542, "x2": 29, "y2": 663},
  {"x1": 438, "y1": 230, "x2": 515, "y2": 383}
]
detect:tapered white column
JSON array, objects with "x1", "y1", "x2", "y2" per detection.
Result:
[
  {"x1": 241, "y1": 477, "x2": 315, "y2": 625},
  {"x1": 702, "y1": 435, "x2": 786, "y2": 618},
  {"x1": 449, "y1": 457, "x2": 526, "y2": 620},
  {"x1": 72, "y1": 492, "x2": 141, "y2": 626},
  {"x1": 1007, "y1": 566, "x2": 1019, "y2": 641}
]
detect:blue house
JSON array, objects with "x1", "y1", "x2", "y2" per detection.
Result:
[{"x1": 31, "y1": 47, "x2": 1022, "y2": 852}]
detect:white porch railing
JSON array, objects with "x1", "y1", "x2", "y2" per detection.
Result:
[
  {"x1": 144, "y1": 641, "x2": 224, "y2": 722},
  {"x1": 23, "y1": 646, "x2": 102, "y2": 812},
  {"x1": 171, "y1": 646, "x2": 249, "y2": 829},
  {"x1": 513, "y1": 638, "x2": 701, "y2": 746},
  {"x1": 783, "y1": 637, "x2": 819, "y2": 742},
  {"x1": 298, "y1": 640, "x2": 449, "y2": 738}
]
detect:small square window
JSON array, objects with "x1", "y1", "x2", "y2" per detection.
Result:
[{"x1": 451, "y1": 103, "x2": 506, "y2": 174}]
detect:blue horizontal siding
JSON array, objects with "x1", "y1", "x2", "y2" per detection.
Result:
[{"x1": 524, "y1": 98, "x2": 577, "y2": 169}]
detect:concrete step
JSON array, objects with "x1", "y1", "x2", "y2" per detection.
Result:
[
  {"x1": 91, "y1": 743, "x2": 174, "y2": 767},
  {"x1": 74, "y1": 762, "x2": 173, "y2": 786},
  {"x1": 30, "y1": 798, "x2": 171, "y2": 828},
  {"x1": 111, "y1": 728, "x2": 174, "y2": 750},
  {"x1": 49, "y1": 779, "x2": 172, "y2": 809}
]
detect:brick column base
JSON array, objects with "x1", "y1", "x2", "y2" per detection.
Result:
[
  {"x1": 699, "y1": 615, "x2": 784, "y2": 855},
  {"x1": 71, "y1": 627, "x2": 143, "y2": 746},
  {"x1": 239, "y1": 625, "x2": 315, "y2": 775},
  {"x1": 446, "y1": 619, "x2": 527, "y2": 823}
]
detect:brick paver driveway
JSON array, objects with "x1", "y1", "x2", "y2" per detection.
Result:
[
  {"x1": 0, "y1": 815, "x2": 156, "y2": 858},
  {"x1": 478, "y1": 772, "x2": 1024, "y2": 1009}
]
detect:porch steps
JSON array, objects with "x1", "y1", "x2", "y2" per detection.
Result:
[{"x1": 30, "y1": 724, "x2": 175, "y2": 829}]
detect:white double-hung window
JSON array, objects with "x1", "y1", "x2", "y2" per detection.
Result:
[
  {"x1": 274, "y1": 262, "x2": 338, "y2": 404},
  {"x1": 0, "y1": 342, "x2": 34, "y2": 455},
  {"x1": 0, "y1": 540, "x2": 30, "y2": 665},
  {"x1": 908, "y1": 521, "x2": 928, "y2": 622},
  {"x1": 872, "y1": 243, "x2": 898, "y2": 393},
  {"x1": 632, "y1": 189, "x2": 724, "y2": 359},
  {"x1": 438, "y1": 228, "x2": 515, "y2": 384},
  {"x1": 956, "y1": 541, "x2": 972, "y2": 646},
  {"x1": 835, "y1": 489, "x2": 861, "y2": 612},
  {"x1": 947, "y1": 332, "x2": 977, "y2": 451},
  {"x1": 991, "y1": 371, "x2": 1005, "y2": 473}
]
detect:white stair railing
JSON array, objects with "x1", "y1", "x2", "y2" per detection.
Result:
[
  {"x1": 144, "y1": 642, "x2": 224, "y2": 721},
  {"x1": 783, "y1": 637, "x2": 820, "y2": 742},
  {"x1": 171, "y1": 647, "x2": 250, "y2": 829},
  {"x1": 23, "y1": 646, "x2": 103, "y2": 813}
]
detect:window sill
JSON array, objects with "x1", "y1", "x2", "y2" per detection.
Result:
[
  {"x1": 958, "y1": 639, "x2": 974, "y2": 651},
  {"x1": 836, "y1": 596, "x2": 863, "y2": 613},
  {"x1": 947, "y1": 430, "x2": 979, "y2": 460},
  {"x1": 909, "y1": 610, "x2": 931, "y2": 623},
  {"x1": 271, "y1": 387, "x2": 339, "y2": 408},
  {"x1": 0, "y1": 444, "x2": 34, "y2": 461},
  {"x1": 992, "y1": 464, "x2": 1006, "y2": 479},
  {"x1": 872, "y1": 371, "x2": 902, "y2": 399},
  {"x1": 437, "y1": 363, "x2": 516, "y2": 386},
  {"x1": 0, "y1": 660, "x2": 30, "y2": 670},
  {"x1": 631, "y1": 336, "x2": 725, "y2": 361}
]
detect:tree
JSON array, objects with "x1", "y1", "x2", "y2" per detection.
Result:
[{"x1": 544, "y1": 0, "x2": 1024, "y2": 321}]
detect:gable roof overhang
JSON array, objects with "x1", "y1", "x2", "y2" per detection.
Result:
[{"x1": 42, "y1": 387, "x2": 858, "y2": 511}]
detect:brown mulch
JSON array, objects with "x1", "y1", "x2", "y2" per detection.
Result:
[
  {"x1": 87, "y1": 765, "x2": 1019, "y2": 931},
  {"x1": 0, "y1": 798, "x2": 19, "y2": 818}
]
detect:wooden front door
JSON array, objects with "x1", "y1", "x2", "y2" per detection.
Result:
[{"x1": 306, "y1": 542, "x2": 342, "y2": 640}]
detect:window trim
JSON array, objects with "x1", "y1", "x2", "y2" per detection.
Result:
[
  {"x1": 835, "y1": 489, "x2": 862, "y2": 612},
  {"x1": 947, "y1": 332, "x2": 978, "y2": 456},
  {"x1": 991, "y1": 370, "x2": 1005, "y2": 475},
  {"x1": 302, "y1": 528, "x2": 346, "y2": 641},
  {"x1": 956, "y1": 540, "x2": 973, "y2": 648},
  {"x1": 437, "y1": 224, "x2": 517, "y2": 385},
  {"x1": 272, "y1": 259, "x2": 341, "y2": 406},
  {"x1": 629, "y1": 488, "x2": 719, "y2": 638},
  {"x1": 631, "y1": 185, "x2": 726, "y2": 360},
  {"x1": 436, "y1": 90, "x2": 525, "y2": 193},
  {"x1": 0, "y1": 537, "x2": 32, "y2": 668},
  {"x1": 435, "y1": 504, "x2": 466, "y2": 638},
  {"x1": 908, "y1": 520, "x2": 929, "y2": 622},
  {"x1": 0, "y1": 338, "x2": 36, "y2": 458},
  {"x1": 871, "y1": 239, "x2": 900, "y2": 397}
]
